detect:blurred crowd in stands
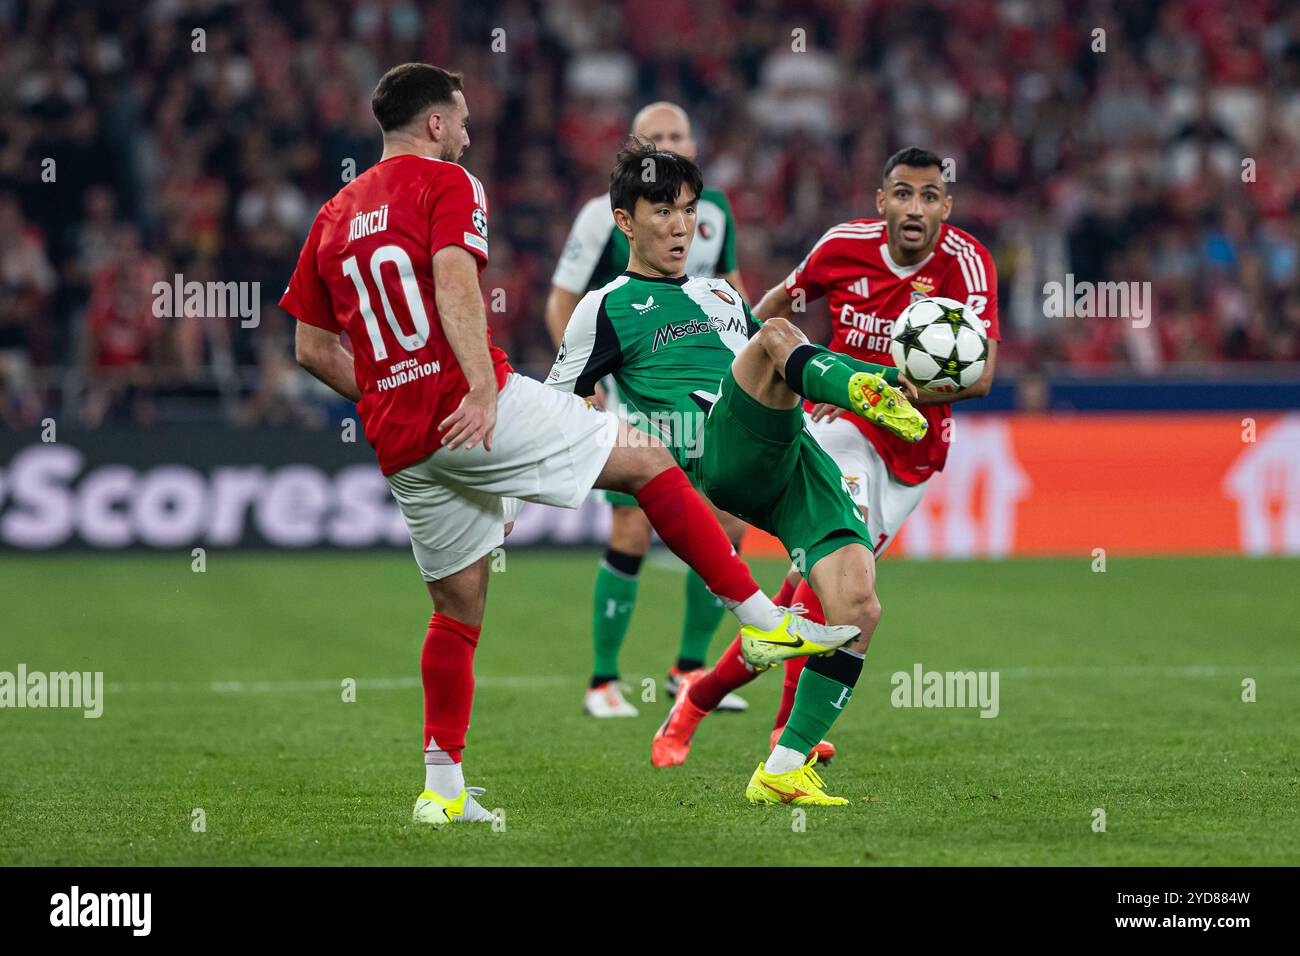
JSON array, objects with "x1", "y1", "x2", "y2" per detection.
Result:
[{"x1": 1, "y1": 0, "x2": 1297, "y2": 427}]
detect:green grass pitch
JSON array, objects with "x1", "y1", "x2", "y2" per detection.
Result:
[{"x1": 1, "y1": 552, "x2": 1296, "y2": 866}]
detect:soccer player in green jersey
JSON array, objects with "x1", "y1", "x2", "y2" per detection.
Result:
[
  {"x1": 545, "y1": 103, "x2": 750, "y2": 719},
  {"x1": 547, "y1": 144, "x2": 927, "y2": 805}
]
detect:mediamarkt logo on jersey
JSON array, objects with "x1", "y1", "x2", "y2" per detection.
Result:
[{"x1": 652, "y1": 315, "x2": 748, "y2": 351}]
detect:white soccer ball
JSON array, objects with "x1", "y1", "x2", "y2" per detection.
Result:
[{"x1": 889, "y1": 297, "x2": 988, "y2": 394}]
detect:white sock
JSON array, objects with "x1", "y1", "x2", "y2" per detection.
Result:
[
  {"x1": 727, "y1": 590, "x2": 784, "y2": 631},
  {"x1": 424, "y1": 746, "x2": 465, "y2": 800},
  {"x1": 765, "y1": 744, "x2": 806, "y2": 775}
]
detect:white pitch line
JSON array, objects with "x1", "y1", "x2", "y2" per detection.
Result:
[
  {"x1": 100, "y1": 665, "x2": 1300, "y2": 696},
  {"x1": 104, "y1": 675, "x2": 570, "y2": 694},
  {"x1": 997, "y1": 665, "x2": 1300, "y2": 679}
]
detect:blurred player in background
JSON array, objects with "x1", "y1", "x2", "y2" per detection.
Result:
[
  {"x1": 652, "y1": 146, "x2": 1000, "y2": 768},
  {"x1": 280, "y1": 65, "x2": 852, "y2": 825},
  {"x1": 545, "y1": 103, "x2": 751, "y2": 719}
]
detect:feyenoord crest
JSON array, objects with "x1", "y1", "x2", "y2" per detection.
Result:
[
  {"x1": 472, "y1": 208, "x2": 488, "y2": 238},
  {"x1": 711, "y1": 288, "x2": 735, "y2": 305}
]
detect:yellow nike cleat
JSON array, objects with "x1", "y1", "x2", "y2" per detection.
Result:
[
  {"x1": 745, "y1": 753, "x2": 848, "y2": 807},
  {"x1": 740, "y1": 611, "x2": 859, "y2": 669},
  {"x1": 412, "y1": 786, "x2": 495, "y2": 825},
  {"x1": 847, "y1": 372, "x2": 928, "y2": 444}
]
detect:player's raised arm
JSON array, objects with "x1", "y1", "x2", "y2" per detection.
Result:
[{"x1": 433, "y1": 244, "x2": 497, "y2": 449}]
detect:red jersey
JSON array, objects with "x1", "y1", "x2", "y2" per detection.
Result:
[
  {"x1": 785, "y1": 220, "x2": 999, "y2": 484},
  {"x1": 280, "y1": 155, "x2": 512, "y2": 475}
]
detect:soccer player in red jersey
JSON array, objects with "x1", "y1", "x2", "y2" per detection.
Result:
[
  {"x1": 652, "y1": 147, "x2": 999, "y2": 769},
  {"x1": 278, "y1": 63, "x2": 856, "y2": 823}
]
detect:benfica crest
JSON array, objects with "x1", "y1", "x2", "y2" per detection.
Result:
[{"x1": 909, "y1": 278, "x2": 935, "y2": 303}]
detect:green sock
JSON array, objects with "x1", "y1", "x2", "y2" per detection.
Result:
[
  {"x1": 793, "y1": 344, "x2": 899, "y2": 407},
  {"x1": 778, "y1": 650, "x2": 865, "y2": 755},
  {"x1": 678, "y1": 570, "x2": 725, "y2": 668},
  {"x1": 591, "y1": 559, "x2": 639, "y2": 680},
  {"x1": 830, "y1": 347, "x2": 901, "y2": 385}
]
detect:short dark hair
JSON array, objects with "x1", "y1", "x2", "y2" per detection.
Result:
[
  {"x1": 883, "y1": 146, "x2": 944, "y2": 182},
  {"x1": 609, "y1": 140, "x2": 703, "y2": 217},
  {"x1": 371, "y1": 63, "x2": 463, "y2": 133}
]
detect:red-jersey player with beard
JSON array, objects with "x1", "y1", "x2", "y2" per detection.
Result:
[
  {"x1": 781, "y1": 147, "x2": 999, "y2": 505},
  {"x1": 282, "y1": 63, "x2": 855, "y2": 824},
  {"x1": 651, "y1": 147, "x2": 999, "y2": 770}
]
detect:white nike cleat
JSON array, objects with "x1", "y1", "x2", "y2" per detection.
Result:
[
  {"x1": 665, "y1": 667, "x2": 748, "y2": 712},
  {"x1": 413, "y1": 786, "x2": 495, "y2": 825},
  {"x1": 583, "y1": 681, "x2": 639, "y2": 717},
  {"x1": 740, "y1": 611, "x2": 860, "y2": 669}
]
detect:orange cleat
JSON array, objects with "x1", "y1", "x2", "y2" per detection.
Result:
[
  {"x1": 651, "y1": 677, "x2": 710, "y2": 767},
  {"x1": 666, "y1": 665, "x2": 747, "y2": 712},
  {"x1": 770, "y1": 727, "x2": 837, "y2": 764}
]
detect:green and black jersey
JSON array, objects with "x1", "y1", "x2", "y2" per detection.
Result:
[
  {"x1": 547, "y1": 270, "x2": 874, "y2": 568},
  {"x1": 547, "y1": 271, "x2": 757, "y2": 468},
  {"x1": 550, "y1": 188, "x2": 739, "y2": 294}
]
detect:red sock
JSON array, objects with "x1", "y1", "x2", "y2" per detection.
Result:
[
  {"x1": 688, "y1": 634, "x2": 760, "y2": 711},
  {"x1": 774, "y1": 576, "x2": 799, "y2": 608},
  {"x1": 773, "y1": 579, "x2": 824, "y2": 729},
  {"x1": 635, "y1": 468, "x2": 758, "y2": 606},
  {"x1": 774, "y1": 658, "x2": 808, "y2": 729},
  {"x1": 790, "y1": 577, "x2": 825, "y2": 621},
  {"x1": 421, "y1": 612, "x2": 480, "y2": 761}
]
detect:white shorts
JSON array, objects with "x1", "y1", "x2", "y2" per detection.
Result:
[
  {"x1": 386, "y1": 373, "x2": 618, "y2": 580},
  {"x1": 806, "y1": 414, "x2": 928, "y2": 555}
]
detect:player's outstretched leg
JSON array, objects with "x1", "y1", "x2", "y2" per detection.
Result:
[
  {"x1": 745, "y1": 317, "x2": 927, "y2": 443},
  {"x1": 413, "y1": 556, "x2": 496, "y2": 825},
  {"x1": 746, "y1": 542, "x2": 881, "y2": 807},
  {"x1": 593, "y1": 430, "x2": 858, "y2": 654}
]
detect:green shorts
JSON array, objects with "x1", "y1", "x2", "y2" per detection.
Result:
[
  {"x1": 694, "y1": 371, "x2": 872, "y2": 572},
  {"x1": 602, "y1": 489, "x2": 640, "y2": 508}
]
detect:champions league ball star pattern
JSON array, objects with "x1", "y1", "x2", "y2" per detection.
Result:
[{"x1": 890, "y1": 296, "x2": 989, "y2": 394}]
